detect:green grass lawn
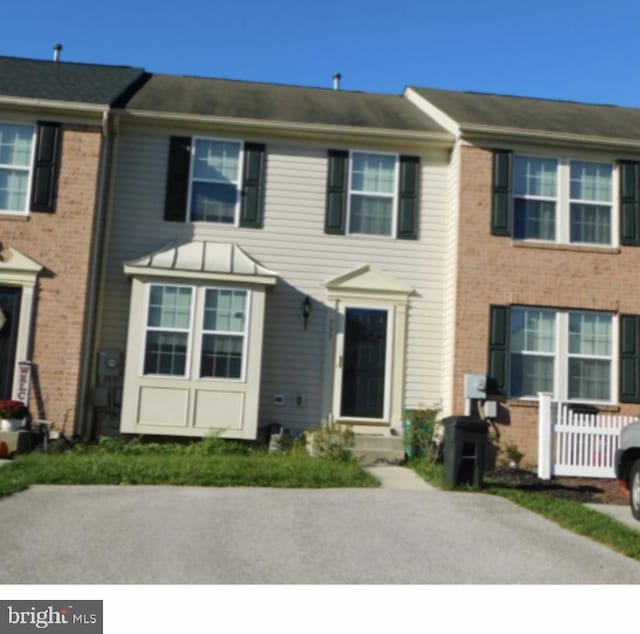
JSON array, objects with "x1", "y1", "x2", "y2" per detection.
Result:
[
  {"x1": 0, "y1": 437, "x2": 378, "y2": 498},
  {"x1": 411, "y1": 460, "x2": 640, "y2": 562}
]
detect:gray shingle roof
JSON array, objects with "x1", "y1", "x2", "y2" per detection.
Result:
[
  {"x1": 410, "y1": 86, "x2": 640, "y2": 143},
  {"x1": 0, "y1": 56, "x2": 145, "y2": 106},
  {"x1": 126, "y1": 74, "x2": 447, "y2": 133}
]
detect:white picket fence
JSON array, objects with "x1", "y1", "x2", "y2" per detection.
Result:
[{"x1": 537, "y1": 392, "x2": 637, "y2": 479}]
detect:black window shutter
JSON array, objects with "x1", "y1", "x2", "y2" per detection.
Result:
[
  {"x1": 325, "y1": 150, "x2": 348, "y2": 235},
  {"x1": 240, "y1": 142, "x2": 266, "y2": 228},
  {"x1": 30, "y1": 122, "x2": 61, "y2": 213},
  {"x1": 397, "y1": 155, "x2": 420, "y2": 240},
  {"x1": 491, "y1": 150, "x2": 512, "y2": 236},
  {"x1": 620, "y1": 315, "x2": 640, "y2": 402},
  {"x1": 620, "y1": 161, "x2": 640, "y2": 246},
  {"x1": 164, "y1": 136, "x2": 191, "y2": 222},
  {"x1": 488, "y1": 305, "x2": 510, "y2": 395}
]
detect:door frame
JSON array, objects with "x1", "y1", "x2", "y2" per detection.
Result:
[
  {"x1": 0, "y1": 247, "x2": 42, "y2": 401},
  {"x1": 323, "y1": 265, "x2": 412, "y2": 433},
  {"x1": 333, "y1": 303, "x2": 394, "y2": 423}
]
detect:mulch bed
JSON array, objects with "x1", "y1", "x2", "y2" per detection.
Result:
[{"x1": 487, "y1": 468, "x2": 629, "y2": 506}]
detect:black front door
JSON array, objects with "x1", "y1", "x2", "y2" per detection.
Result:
[
  {"x1": 340, "y1": 308, "x2": 387, "y2": 419},
  {"x1": 0, "y1": 287, "x2": 21, "y2": 399}
]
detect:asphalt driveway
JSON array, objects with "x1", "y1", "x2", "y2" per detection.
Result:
[{"x1": 1, "y1": 483, "x2": 639, "y2": 584}]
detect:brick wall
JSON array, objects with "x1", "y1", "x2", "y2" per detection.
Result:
[
  {"x1": 1, "y1": 124, "x2": 102, "y2": 431},
  {"x1": 454, "y1": 144, "x2": 640, "y2": 466}
]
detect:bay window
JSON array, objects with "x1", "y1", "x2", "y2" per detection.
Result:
[{"x1": 143, "y1": 284, "x2": 249, "y2": 381}]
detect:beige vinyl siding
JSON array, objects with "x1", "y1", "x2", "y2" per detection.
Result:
[{"x1": 97, "y1": 125, "x2": 450, "y2": 432}]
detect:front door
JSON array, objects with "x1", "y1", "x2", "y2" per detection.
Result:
[
  {"x1": 0, "y1": 287, "x2": 21, "y2": 399},
  {"x1": 340, "y1": 307, "x2": 388, "y2": 419}
]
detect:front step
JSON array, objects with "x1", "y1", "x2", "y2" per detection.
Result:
[{"x1": 351, "y1": 435, "x2": 405, "y2": 466}]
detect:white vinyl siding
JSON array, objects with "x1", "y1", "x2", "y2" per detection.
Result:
[{"x1": 100, "y1": 126, "x2": 450, "y2": 432}]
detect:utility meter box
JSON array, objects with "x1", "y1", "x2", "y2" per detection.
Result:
[
  {"x1": 98, "y1": 351, "x2": 123, "y2": 377},
  {"x1": 464, "y1": 373, "x2": 487, "y2": 400}
]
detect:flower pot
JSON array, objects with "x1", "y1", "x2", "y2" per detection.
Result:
[{"x1": 0, "y1": 418, "x2": 22, "y2": 432}]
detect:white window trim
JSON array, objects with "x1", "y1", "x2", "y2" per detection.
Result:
[
  {"x1": 509, "y1": 307, "x2": 616, "y2": 405},
  {"x1": 0, "y1": 122, "x2": 36, "y2": 216},
  {"x1": 192, "y1": 287, "x2": 251, "y2": 383},
  {"x1": 333, "y1": 302, "x2": 394, "y2": 423},
  {"x1": 141, "y1": 283, "x2": 196, "y2": 379},
  {"x1": 346, "y1": 150, "x2": 399, "y2": 238},
  {"x1": 186, "y1": 136, "x2": 244, "y2": 226},
  {"x1": 141, "y1": 283, "x2": 251, "y2": 383},
  {"x1": 513, "y1": 155, "x2": 617, "y2": 247}
]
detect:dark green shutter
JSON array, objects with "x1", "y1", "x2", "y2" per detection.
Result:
[
  {"x1": 620, "y1": 161, "x2": 640, "y2": 246},
  {"x1": 164, "y1": 136, "x2": 191, "y2": 222},
  {"x1": 491, "y1": 150, "x2": 512, "y2": 236},
  {"x1": 325, "y1": 150, "x2": 348, "y2": 235},
  {"x1": 488, "y1": 305, "x2": 510, "y2": 395},
  {"x1": 240, "y1": 142, "x2": 266, "y2": 228},
  {"x1": 30, "y1": 122, "x2": 61, "y2": 213},
  {"x1": 620, "y1": 315, "x2": 640, "y2": 402},
  {"x1": 397, "y1": 155, "x2": 419, "y2": 240}
]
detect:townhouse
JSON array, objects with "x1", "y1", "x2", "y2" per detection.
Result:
[
  {"x1": 5, "y1": 52, "x2": 640, "y2": 467},
  {"x1": 408, "y1": 87, "x2": 640, "y2": 461},
  {"x1": 0, "y1": 56, "x2": 144, "y2": 431},
  {"x1": 90, "y1": 74, "x2": 454, "y2": 440}
]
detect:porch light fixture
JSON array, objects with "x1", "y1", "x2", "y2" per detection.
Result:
[{"x1": 301, "y1": 296, "x2": 312, "y2": 330}]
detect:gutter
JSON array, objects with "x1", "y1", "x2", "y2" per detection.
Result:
[
  {"x1": 73, "y1": 109, "x2": 118, "y2": 441},
  {"x1": 458, "y1": 124, "x2": 640, "y2": 153},
  {"x1": 122, "y1": 108, "x2": 454, "y2": 148}
]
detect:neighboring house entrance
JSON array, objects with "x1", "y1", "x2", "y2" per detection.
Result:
[
  {"x1": 341, "y1": 308, "x2": 388, "y2": 419},
  {"x1": 0, "y1": 287, "x2": 21, "y2": 399}
]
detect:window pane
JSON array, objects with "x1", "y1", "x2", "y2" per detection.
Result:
[
  {"x1": 349, "y1": 195, "x2": 393, "y2": 235},
  {"x1": 510, "y1": 354, "x2": 554, "y2": 397},
  {"x1": 204, "y1": 289, "x2": 246, "y2": 332},
  {"x1": 514, "y1": 157, "x2": 557, "y2": 197},
  {"x1": 514, "y1": 199, "x2": 556, "y2": 240},
  {"x1": 351, "y1": 153, "x2": 395, "y2": 193},
  {"x1": 200, "y1": 334, "x2": 243, "y2": 378},
  {"x1": 0, "y1": 124, "x2": 33, "y2": 167},
  {"x1": 193, "y1": 140, "x2": 240, "y2": 182},
  {"x1": 569, "y1": 358, "x2": 611, "y2": 400},
  {"x1": 569, "y1": 313, "x2": 611, "y2": 356},
  {"x1": 144, "y1": 332, "x2": 188, "y2": 375},
  {"x1": 147, "y1": 286, "x2": 192, "y2": 329},
  {"x1": 191, "y1": 182, "x2": 236, "y2": 222},
  {"x1": 570, "y1": 161, "x2": 612, "y2": 202},
  {"x1": 570, "y1": 204, "x2": 611, "y2": 244},
  {"x1": 511, "y1": 308, "x2": 555, "y2": 353},
  {"x1": 0, "y1": 169, "x2": 28, "y2": 211}
]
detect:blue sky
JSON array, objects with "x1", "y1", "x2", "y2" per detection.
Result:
[{"x1": 4, "y1": 0, "x2": 640, "y2": 107}]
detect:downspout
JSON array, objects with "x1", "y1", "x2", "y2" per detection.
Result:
[{"x1": 74, "y1": 108, "x2": 118, "y2": 441}]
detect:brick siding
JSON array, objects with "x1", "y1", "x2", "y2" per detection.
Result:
[
  {"x1": 454, "y1": 144, "x2": 640, "y2": 466},
  {"x1": 1, "y1": 124, "x2": 102, "y2": 431}
]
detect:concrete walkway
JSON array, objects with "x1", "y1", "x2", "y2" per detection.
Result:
[{"x1": 364, "y1": 465, "x2": 433, "y2": 490}]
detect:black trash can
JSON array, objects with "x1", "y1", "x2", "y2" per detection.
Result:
[{"x1": 443, "y1": 416, "x2": 489, "y2": 487}]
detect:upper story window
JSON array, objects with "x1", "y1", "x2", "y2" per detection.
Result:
[
  {"x1": 190, "y1": 138, "x2": 243, "y2": 223},
  {"x1": 0, "y1": 123, "x2": 35, "y2": 214},
  {"x1": 325, "y1": 149, "x2": 420, "y2": 240},
  {"x1": 164, "y1": 136, "x2": 266, "y2": 228},
  {"x1": 348, "y1": 152, "x2": 398, "y2": 236},
  {"x1": 512, "y1": 156, "x2": 613, "y2": 245}
]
